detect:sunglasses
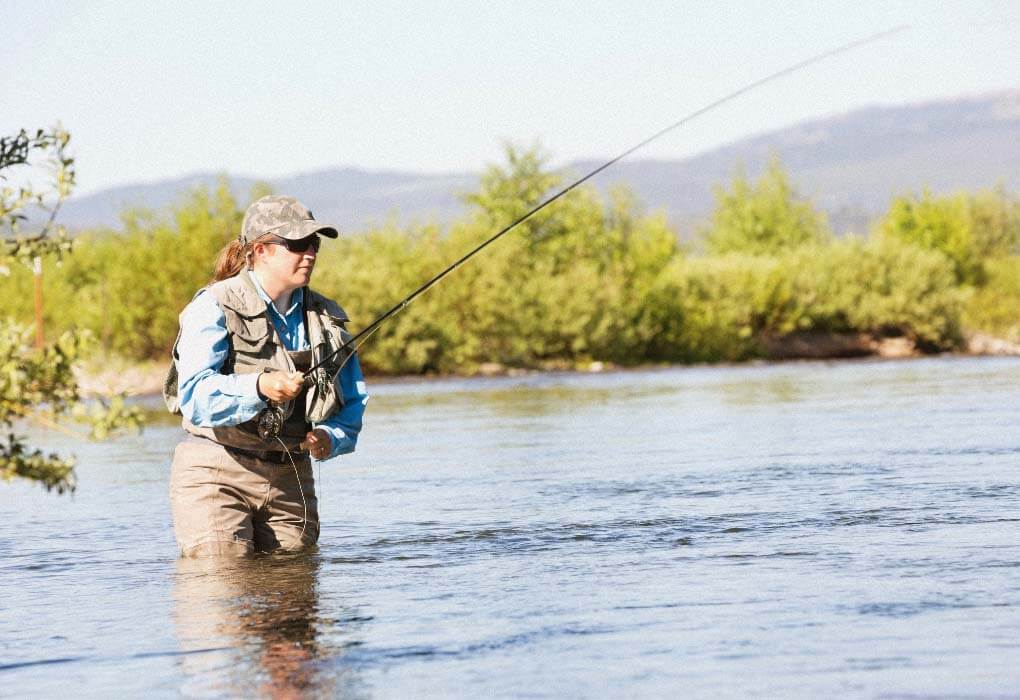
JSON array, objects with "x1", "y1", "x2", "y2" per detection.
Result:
[{"x1": 266, "y1": 234, "x2": 320, "y2": 254}]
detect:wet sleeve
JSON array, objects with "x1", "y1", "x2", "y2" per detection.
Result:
[
  {"x1": 315, "y1": 353, "x2": 369, "y2": 459},
  {"x1": 177, "y1": 290, "x2": 267, "y2": 427}
]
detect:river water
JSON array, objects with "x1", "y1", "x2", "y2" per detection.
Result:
[{"x1": 2, "y1": 356, "x2": 1019, "y2": 698}]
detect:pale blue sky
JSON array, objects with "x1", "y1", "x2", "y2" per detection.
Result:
[{"x1": 4, "y1": 0, "x2": 1018, "y2": 195}]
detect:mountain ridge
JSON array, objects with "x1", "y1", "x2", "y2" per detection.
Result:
[{"x1": 56, "y1": 90, "x2": 1020, "y2": 235}]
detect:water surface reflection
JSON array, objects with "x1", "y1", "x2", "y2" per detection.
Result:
[
  {"x1": 3, "y1": 357, "x2": 1019, "y2": 697},
  {"x1": 173, "y1": 554, "x2": 365, "y2": 698}
]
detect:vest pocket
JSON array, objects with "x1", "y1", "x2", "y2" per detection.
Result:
[
  {"x1": 229, "y1": 315, "x2": 272, "y2": 358},
  {"x1": 305, "y1": 314, "x2": 349, "y2": 422},
  {"x1": 319, "y1": 315, "x2": 348, "y2": 345}
]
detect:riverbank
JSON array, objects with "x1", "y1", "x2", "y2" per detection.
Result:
[{"x1": 75, "y1": 330, "x2": 1020, "y2": 399}]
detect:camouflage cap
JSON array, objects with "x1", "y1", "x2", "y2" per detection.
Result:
[{"x1": 240, "y1": 195, "x2": 339, "y2": 245}]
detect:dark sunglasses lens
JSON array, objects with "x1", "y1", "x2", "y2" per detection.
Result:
[{"x1": 279, "y1": 236, "x2": 319, "y2": 253}]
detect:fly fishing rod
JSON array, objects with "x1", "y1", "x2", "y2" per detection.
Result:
[{"x1": 304, "y1": 25, "x2": 908, "y2": 381}]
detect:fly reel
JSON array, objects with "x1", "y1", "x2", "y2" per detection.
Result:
[{"x1": 257, "y1": 404, "x2": 285, "y2": 440}]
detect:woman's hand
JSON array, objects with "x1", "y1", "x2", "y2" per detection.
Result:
[
  {"x1": 258, "y1": 371, "x2": 305, "y2": 403},
  {"x1": 300, "y1": 428, "x2": 332, "y2": 460}
]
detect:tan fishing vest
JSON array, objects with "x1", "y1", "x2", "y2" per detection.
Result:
[{"x1": 163, "y1": 272, "x2": 354, "y2": 452}]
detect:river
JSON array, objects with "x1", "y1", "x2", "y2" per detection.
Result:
[{"x1": 2, "y1": 356, "x2": 1019, "y2": 698}]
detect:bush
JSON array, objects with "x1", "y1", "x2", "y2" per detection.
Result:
[
  {"x1": 313, "y1": 166, "x2": 680, "y2": 372},
  {"x1": 877, "y1": 186, "x2": 1020, "y2": 287},
  {"x1": 703, "y1": 157, "x2": 830, "y2": 256},
  {"x1": 1, "y1": 127, "x2": 141, "y2": 492},
  {"x1": 785, "y1": 238, "x2": 964, "y2": 349},
  {"x1": 638, "y1": 237, "x2": 964, "y2": 363},
  {"x1": 0, "y1": 146, "x2": 984, "y2": 375},
  {"x1": 963, "y1": 256, "x2": 1020, "y2": 342}
]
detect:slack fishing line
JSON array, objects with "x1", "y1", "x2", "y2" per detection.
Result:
[{"x1": 304, "y1": 25, "x2": 909, "y2": 383}]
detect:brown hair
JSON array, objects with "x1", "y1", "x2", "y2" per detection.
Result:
[
  {"x1": 212, "y1": 239, "x2": 250, "y2": 282},
  {"x1": 211, "y1": 234, "x2": 277, "y2": 282}
]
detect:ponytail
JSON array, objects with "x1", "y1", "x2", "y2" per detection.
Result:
[
  {"x1": 212, "y1": 239, "x2": 251, "y2": 282},
  {"x1": 212, "y1": 233, "x2": 279, "y2": 282}
]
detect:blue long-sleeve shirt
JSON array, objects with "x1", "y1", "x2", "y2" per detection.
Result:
[{"x1": 177, "y1": 271, "x2": 368, "y2": 460}]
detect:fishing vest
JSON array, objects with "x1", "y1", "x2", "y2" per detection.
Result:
[{"x1": 163, "y1": 272, "x2": 354, "y2": 452}]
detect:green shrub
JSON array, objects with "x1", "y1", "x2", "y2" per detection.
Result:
[
  {"x1": 0, "y1": 146, "x2": 985, "y2": 374},
  {"x1": 703, "y1": 157, "x2": 830, "y2": 256},
  {"x1": 963, "y1": 256, "x2": 1020, "y2": 342},
  {"x1": 969, "y1": 186, "x2": 1020, "y2": 258},
  {"x1": 314, "y1": 170, "x2": 680, "y2": 373},
  {"x1": 877, "y1": 186, "x2": 1020, "y2": 286},
  {"x1": 785, "y1": 238, "x2": 964, "y2": 349}
]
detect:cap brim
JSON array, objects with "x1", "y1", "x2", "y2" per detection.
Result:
[{"x1": 279, "y1": 221, "x2": 340, "y2": 240}]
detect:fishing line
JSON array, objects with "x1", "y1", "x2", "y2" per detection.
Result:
[
  {"x1": 304, "y1": 25, "x2": 909, "y2": 382},
  {"x1": 274, "y1": 435, "x2": 310, "y2": 544}
]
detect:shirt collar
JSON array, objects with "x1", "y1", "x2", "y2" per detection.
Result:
[{"x1": 247, "y1": 270, "x2": 304, "y2": 317}]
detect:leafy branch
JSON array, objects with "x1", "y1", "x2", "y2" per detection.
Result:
[
  {"x1": 0, "y1": 320, "x2": 144, "y2": 492},
  {"x1": 1, "y1": 127, "x2": 76, "y2": 273},
  {"x1": 1, "y1": 127, "x2": 143, "y2": 493}
]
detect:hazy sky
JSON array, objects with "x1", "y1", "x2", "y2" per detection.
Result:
[{"x1": 4, "y1": 0, "x2": 1018, "y2": 195}]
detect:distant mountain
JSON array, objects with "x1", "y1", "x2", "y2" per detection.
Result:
[
  {"x1": 58, "y1": 168, "x2": 479, "y2": 233},
  {"x1": 58, "y1": 91, "x2": 1020, "y2": 235}
]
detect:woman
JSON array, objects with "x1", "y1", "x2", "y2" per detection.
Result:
[{"x1": 164, "y1": 195, "x2": 369, "y2": 557}]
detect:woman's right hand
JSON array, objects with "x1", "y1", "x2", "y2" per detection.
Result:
[{"x1": 258, "y1": 371, "x2": 305, "y2": 403}]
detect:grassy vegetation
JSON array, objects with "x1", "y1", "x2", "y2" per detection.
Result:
[{"x1": 3, "y1": 147, "x2": 1018, "y2": 375}]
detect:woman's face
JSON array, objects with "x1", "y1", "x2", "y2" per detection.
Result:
[{"x1": 253, "y1": 235, "x2": 319, "y2": 291}]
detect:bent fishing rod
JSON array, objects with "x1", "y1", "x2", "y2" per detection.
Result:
[{"x1": 303, "y1": 25, "x2": 908, "y2": 382}]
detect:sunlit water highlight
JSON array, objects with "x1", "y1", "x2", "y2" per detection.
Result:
[{"x1": 2, "y1": 356, "x2": 1019, "y2": 698}]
